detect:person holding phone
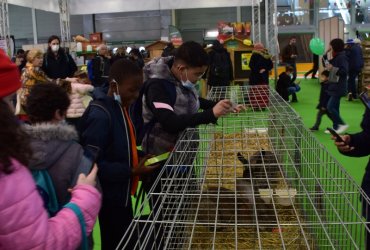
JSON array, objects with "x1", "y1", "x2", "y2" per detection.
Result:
[
  {"x1": 333, "y1": 107, "x2": 370, "y2": 248},
  {"x1": 79, "y1": 59, "x2": 159, "y2": 250},
  {"x1": 0, "y1": 51, "x2": 101, "y2": 250}
]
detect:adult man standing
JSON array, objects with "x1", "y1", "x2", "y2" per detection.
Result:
[
  {"x1": 346, "y1": 38, "x2": 364, "y2": 101},
  {"x1": 282, "y1": 36, "x2": 298, "y2": 83},
  {"x1": 91, "y1": 44, "x2": 111, "y2": 88}
]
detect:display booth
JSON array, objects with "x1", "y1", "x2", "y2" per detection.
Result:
[
  {"x1": 223, "y1": 37, "x2": 253, "y2": 85},
  {"x1": 145, "y1": 41, "x2": 168, "y2": 59}
]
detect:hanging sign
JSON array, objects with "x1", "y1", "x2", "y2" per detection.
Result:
[{"x1": 169, "y1": 25, "x2": 183, "y2": 46}]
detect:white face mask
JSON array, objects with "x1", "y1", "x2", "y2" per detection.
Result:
[
  {"x1": 113, "y1": 81, "x2": 122, "y2": 104},
  {"x1": 181, "y1": 69, "x2": 195, "y2": 90},
  {"x1": 51, "y1": 44, "x2": 60, "y2": 52}
]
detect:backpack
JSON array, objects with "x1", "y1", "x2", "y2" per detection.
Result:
[
  {"x1": 130, "y1": 78, "x2": 177, "y2": 146},
  {"x1": 87, "y1": 56, "x2": 104, "y2": 81},
  {"x1": 32, "y1": 169, "x2": 60, "y2": 217},
  {"x1": 211, "y1": 50, "x2": 229, "y2": 78}
]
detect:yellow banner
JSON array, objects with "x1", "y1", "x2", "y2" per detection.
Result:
[{"x1": 241, "y1": 53, "x2": 252, "y2": 71}]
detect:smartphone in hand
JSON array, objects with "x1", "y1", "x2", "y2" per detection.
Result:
[
  {"x1": 359, "y1": 91, "x2": 370, "y2": 111},
  {"x1": 327, "y1": 128, "x2": 345, "y2": 143}
]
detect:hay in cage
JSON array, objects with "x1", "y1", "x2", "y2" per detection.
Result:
[{"x1": 186, "y1": 131, "x2": 315, "y2": 249}]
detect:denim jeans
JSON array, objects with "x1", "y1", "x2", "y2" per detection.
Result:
[
  {"x1": 327, "y1": 96, "x2": 345, "y2": 130},
  {"x1": 287, "y1": 84, "x2": 301, "y2": 95},
  {"x1": 348, "y1": 70, "x2": 360, "y2": 98}
]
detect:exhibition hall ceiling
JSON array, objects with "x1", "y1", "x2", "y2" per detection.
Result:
[{"x1": 8, "y1": 0, "x2": 262, "y2": 14}]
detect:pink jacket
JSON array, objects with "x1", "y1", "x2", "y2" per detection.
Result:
[{"x1": 0, "y1": 159, "x2": 101, "y2": 250}]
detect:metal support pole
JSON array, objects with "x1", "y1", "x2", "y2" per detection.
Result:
[
  {"x1": 252, "y1": 0, "x2": 261, "y2": 43},
  {"x1": 31, "y1": 8, "x2": 38, "y2": 45},
  {"x1": 0, "y1": 0, "x2": 10, "y2": 55},
  {"x1": 58, "y1": 0, "x2": 71, "y2": 46},
  {"x1": 171, "y1": 9, "x2": 176, "y2": 26},
  {"x1": 265, "y1": 0, "x2": 269, "y2": 49},
  {"x1": 236, "y1": 6, "x2": 241, "y2": 22}
]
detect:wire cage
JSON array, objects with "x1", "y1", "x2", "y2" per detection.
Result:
[{"x1": 118, "y1": 86, "x2": 370, "y2": 249}]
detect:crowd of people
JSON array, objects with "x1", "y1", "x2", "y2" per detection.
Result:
[
  {"x1": 0, "y1": 36, "x2": 243, "y2": 250},
  {"x1": 1, "y1": 32, "x2": 369, "y2": 249}
]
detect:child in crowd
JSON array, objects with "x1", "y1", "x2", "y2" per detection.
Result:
[
  {"x1": 276, "y1": 65, "x2": 301, "y2": 102},
  {"x1": 310, "y1": 70, "x2": 333, "y2": 131},
  {"x1": 0, "y1": 50, "x2": 101, "y2": 250},
  {"x1": 79, "y1": 59, "x2": 158, "y2": 250}
]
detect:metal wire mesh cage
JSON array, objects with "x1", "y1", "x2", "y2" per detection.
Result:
[{"x1": 118, "y1": 86, "x2": 370, "y2": 249}]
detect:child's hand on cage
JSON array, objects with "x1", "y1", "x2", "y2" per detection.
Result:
[
  {"x1": 332, "y1": 135, "x2": 354, "y2": 152},
  {"x1": 132, "y1": 155, "x2": 161, "y2": 176},
  {"x1": 232, "y1": 104, "x2": 246, "y2": 113},
  {"x1": 213, "y1": 99, "x2": 233, "y2": 117}
]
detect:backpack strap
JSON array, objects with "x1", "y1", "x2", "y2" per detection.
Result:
[
  {"x1": 89, "y1": 101, "x2": 112, "y2": 129},
  {"x1": 64, "y1": 202, "x2": 88, "y2": 250}
]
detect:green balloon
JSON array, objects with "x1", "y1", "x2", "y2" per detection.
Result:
[{"x1": 309, "y1": 38, "x2": 325, "y2": 55}]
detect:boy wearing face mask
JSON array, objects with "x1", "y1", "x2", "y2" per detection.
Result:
[
  {"x1": 276, "y1": 65, "x2": 300, "y2": 102},
  {"x1": 139, "y1": 41, "x2": 242, "y2": 193},
  {"x1": 79, "y1": 59, "x2": 159, "y2": 250},
  {"x1": 42, "y1": 35, "x2": 77, "y2": 79}
]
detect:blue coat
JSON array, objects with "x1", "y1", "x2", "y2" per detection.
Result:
[
  {"x1": 79, "y1": 89, "x2": 133, "y2": 206},
  {"x1": 347, "y1": 44, "x2": 364, "y2": 72},
  {"x1": 328, "y1": 51, "x2": 348, "y2": 97}
]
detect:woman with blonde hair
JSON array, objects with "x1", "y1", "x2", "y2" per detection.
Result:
[{"x1": 16, "y1": 48, "x2": 75, "y2": 120}]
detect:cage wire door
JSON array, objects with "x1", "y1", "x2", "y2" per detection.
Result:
[{"x1": 117, "y1": 86, "x2": 370, "y2": 249}]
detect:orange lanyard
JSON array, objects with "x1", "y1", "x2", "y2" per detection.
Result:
[{"x1": 123, "y1": 108, "x2": 139, "y2": 195}]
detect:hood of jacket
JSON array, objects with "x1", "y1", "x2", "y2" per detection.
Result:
[
  {"x1": 23, "y1": 123, "x2": 79, "y2": 170},
  {"x1": 143, "y1": 56, "x2": 177, "y2": 83},
  {"x1": 252, "y1": 50, "x2": 272, "y2": 60}
]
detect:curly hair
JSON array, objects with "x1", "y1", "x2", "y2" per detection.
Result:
[
  {"x1": 0, "y1": 100, "x2": 32, "y2": 174},
  {"x1": 26, "y1": 83, "x2": 70, "y2": 123}
]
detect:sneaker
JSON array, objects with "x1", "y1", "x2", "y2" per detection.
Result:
[
  {"x1": 309, "y1": 127, "x2": 318, "y2": 131},
  {"x1": 304, "y1": 74, "x2": 308, "y2": 79},
  {"x1": 324, "y1": 129, "x2": 331, "y2": 134},
  {"x1": 311, "y1": 76, "x2": 317, "y2": 79},
  {"x1": 348, "y1": 93, "x2": 353, "y2": 101},
  {"x1": 336, "y1": 124, "x2": 349, "y2": 134}
]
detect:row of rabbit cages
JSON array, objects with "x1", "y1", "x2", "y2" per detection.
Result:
[
  {"x1": 206, "y1": 85, "x2": 301, "y2": 120},
  {"x1": 117, "y1": 87, "x2": 370, "y2": 249},
  {"x1": 118, "y1": 117, "x2": 370, "y2": 249}
]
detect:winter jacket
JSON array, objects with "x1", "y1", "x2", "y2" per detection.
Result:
[
  {"x1": 16, "y1": 63, "x2": 56, "y2": 115},
  {"x1": 276, "y1": 72, "x2": 292, "y2": 101},
  {"x1": 346, "y1": 44, "x2": 364, "y2": 72},
  {"x1": 327, "y1": 51, "x2": 349, "y2": 97},
  {"x1": 207, "y1": 46, "x2": 234, "y2": 87},
  {"x1": 0, "y1": 158, "x2": 101, "y2": 250},
  {"x1": 67, "y1": 83, "x2": 94, "y2": 118},
  {"x1": 24, "y1": 123, "x2": 87, "y2": 205},
  {"x1": 316, "y1": 80, "x2": 331, "y2": 109},
  {"x1": 42, "y1": 49, "x2": 77, "y2": 79},
  {"x1": 282, "y1": 44, "x2": 298, "y2": 64},
  {"x1": 142, "y1": 57, "x2": 217, "y2": 155},
  {"x1": 248, "y1": 50, "x2": 273, "y2": 85},
  {"x1": 79, "y1": 89, "x2": 135, "y2": 206},
  {"x1": 339, "y1": 109, "x2": 370, "y2": 206}
]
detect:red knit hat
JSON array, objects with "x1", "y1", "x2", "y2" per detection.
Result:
[
  {"x1": 254, "y1": 43, "x2": 265, "y2": 52},
  {"x1": 0, "y1": 50, "x2": 21, "y2": 98}
]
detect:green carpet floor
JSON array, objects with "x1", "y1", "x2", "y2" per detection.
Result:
[{"x1": 287, "y1": 78, "x2": 368, "y2": 185}]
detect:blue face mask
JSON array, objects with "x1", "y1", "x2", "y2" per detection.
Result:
[
  {"x1": 113, "y1": 81, "x2": 122, "y2": 104},
  {"x1": 181, "y1": 69, "x2": 195, "y2": 90}
]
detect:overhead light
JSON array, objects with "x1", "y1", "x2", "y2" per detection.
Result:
[
  {"x1": 206, "y1": 30, "x2": 219, "y2": 38},
  {"x1": 139, "y1": 46, "x2": 145, "y2": 51},
  {"x1": 126, "y1": 47, "x2": 132, "y2": 53}
]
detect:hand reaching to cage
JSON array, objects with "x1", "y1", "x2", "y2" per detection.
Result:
[
  {"x1": 332, "y1": 135, "x2": 354, "y2": 152},
  {"x1": 212, "y1": 99, "x2": 233, "y2": 117},
  {"x1": 231, "y1": 104, "x2": 246, "y2": 113},
  {"x1": 132, "y1": 155, "x2": 161, "y2": 176}
]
